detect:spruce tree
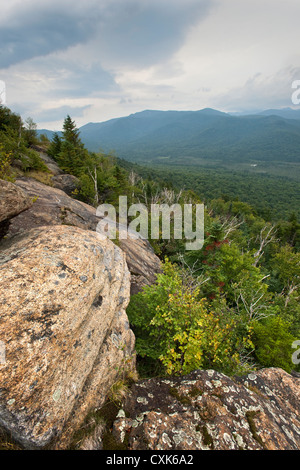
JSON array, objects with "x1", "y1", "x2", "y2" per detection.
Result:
[{"x1": 56, "y1": 115, "x2": 87, "y2": 176}]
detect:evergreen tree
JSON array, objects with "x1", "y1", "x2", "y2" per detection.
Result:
[
  {"x1": 56, "y1": 115, "x2": 87, "y2": 176},
  {"x1": 62, "y1": 115, "x2": 81, "y2": 147},
  {"x1": 47, "y1": 132, "x2": 62, "y2": 160}
]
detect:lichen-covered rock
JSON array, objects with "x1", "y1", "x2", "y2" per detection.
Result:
[
  {"x1": 0, "y1": 225, "x2": 135, "y2": 449},
  {"x1": 0, "y1": 179, "x2": 33, "y2": 238},
  {"x1": 7, "y1": 178, "x2": 161, "y2": 293},
  {"x1": 112, "y1": 368, "x2": 300, "y2": 450},
  {"x1": 6, "y1": 178, "x2": 98, "y2": 235}
]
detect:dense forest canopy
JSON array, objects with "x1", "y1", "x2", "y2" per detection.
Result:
[{"x1": 1, "y1": 106, "x2": 299, "y2": 378}]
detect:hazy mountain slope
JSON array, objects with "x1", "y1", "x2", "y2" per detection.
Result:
[
  {"x1": 258, "y1": 107, "x2": 300, "y2": 120},
  {"x1": 38, "y1": 108, "x2": 300, "y2": 164}
]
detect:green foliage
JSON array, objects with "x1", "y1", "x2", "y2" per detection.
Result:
[
  {"x1": 127, "y1": 259, "x2": 252, "y2": 377},
  {"x1": 23, "y1": 117, "x2": 39, "y2": 147},
  {"x1": 47, "y1": 132, "x2": 62, "y2": 159},
  {"x1": 271, "y1": 245, "x2": 300, "y2": 296},
  {"x1": 123, "y1": 162, "x2": 300, "y2": 221},
  {"x1": 80, "y1": 109, "x2": 300, "y2": 166},
  {"x1": 47, "y1": 116, "x2": 132, "y2": 206},
  {"x1": 0, "y1": 106, "x2": 48, "y2": 177},
  {"x1": 54, "y1": 116, "x2": 88, "y2": 176},
  {"x1": 252, "y1": 316, "x2": 297, "y2": 373},
  {"x1": 0, "y1": 145, "x2": 13, "y2": 180}
]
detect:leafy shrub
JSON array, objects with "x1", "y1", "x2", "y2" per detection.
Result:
[
  {"x1": 0, "y1": 145, "x2": 13, "y2": 180},
  {"x1": 252, "y1": 316, "x2": 297, "y2": 373},
  {"x1": 127, "y1": 259, "x2": 252, "y2": 376}
]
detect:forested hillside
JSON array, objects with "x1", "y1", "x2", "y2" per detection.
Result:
[
  {"x1": 117, "y1": 162, "x2": 300, "y2": 221},
  {"x1": 38, "y1": 108, "x2": 300, "y2": 166},
  {"x1": 70, "y1": 109, "x2": 300, "y2": 165},
  {"x1": 2, "y1": 107, "x2": 300, "y2": 380}
]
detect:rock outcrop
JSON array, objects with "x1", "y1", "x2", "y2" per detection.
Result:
[
  {"x1": 0, "y1": 180, "x2": 33, "y2": 238},
  {"x1": 30, "y1": 146, "x2": 63, "y2": 176},
  {"x1": 112, "y1": 368, "x2": 300, "y2": 450},
  {"x1": 7, "y1": 178, "x2": 161, "y2": 294},
  {"x1": 119, "y1": 238, "x2": 162, "y2": 295},
  {"x1": 0, "y1": 225, "x2": 135, "y2": 449},
  {"x1": 51, "y1": 174, "x2": 80, "y2": 195}
]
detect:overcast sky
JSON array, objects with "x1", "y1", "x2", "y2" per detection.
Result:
[{"x1": 1, "y1": 0, "x2": 300, "y2": 130}]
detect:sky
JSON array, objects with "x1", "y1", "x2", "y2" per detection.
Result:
[{"x1": 1, "y1": 0, "x2": 300, "y2": 130}]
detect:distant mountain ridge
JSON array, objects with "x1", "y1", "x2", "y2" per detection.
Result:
[{"x1": 38, "y1": 107, "x2": 300, "y2": 165}]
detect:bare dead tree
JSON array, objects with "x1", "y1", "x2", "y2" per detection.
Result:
[
  {"x1": 128, "y1": 170, "x2": 142, "y2": 200},
  {"x1": 160, "y1": 188, "x2": 183, "y2": 205},
  {"x1": 253, "y1": 224, "x2": 278, "y2": 267},
  {"x1": 87, "y1": 166, "x2": 99, "y2": 206},
  {"x1": 220, "y1": 215, "x2": 244, "y2": 240},
  {"x1": 138, "y1": 183, "x2": 183, "y2": 207},
  {"x1": 235, "y1": 274, "x2": 271, "y2": 322},
  {"x1": 283, "y1": 280, "x2": 300, "y2": 307},
  {"x1": 177, "y1": 253, "x2": 211, "y2": 293}
]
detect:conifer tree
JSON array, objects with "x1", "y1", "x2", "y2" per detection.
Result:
[{"x1": 56, "y1": 115, "x2": 87, "y2": 176}]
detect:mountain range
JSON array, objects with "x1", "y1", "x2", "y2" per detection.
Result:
[{"x1": 38, "y1": 107, "x2": 300, "y2": 165}]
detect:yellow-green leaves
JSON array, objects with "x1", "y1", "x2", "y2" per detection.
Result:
[{"x1": 127, "y1": 259, "x2": 251, "y2": 376}]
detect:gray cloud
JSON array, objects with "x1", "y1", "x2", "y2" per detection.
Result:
[
  {"x1": 31, "y1": 55, "x2": 119, "y2": 98},
  {"x1": 212, "y1": 66, "x2": 300, "y2": 112},
  {"x1": 0, "y1": 3, "x2": 97, "y2": 68},
  {"x1": 0, "y1": 0, "x2": 213, "y2": 69},
  {"x1": 94, "y1": 0, "x2": 213, "y2": 67},
  {"x1": 32, "y1": 105, "x2": 91, "y2": 123},
  {"x1": 2, "y1": 0, "x2": 298, "y2": 129}
]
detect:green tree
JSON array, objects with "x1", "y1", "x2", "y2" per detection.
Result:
[
  {"x1": 127, "y1": 259, "x2": 252, "y2": 377},
  {"x1": 47, "y1": 132, "x2": 62, "y2": 159},
  {"x1": 0, "y1": 144, "x2": 13, "y2": 180},
  {"x1": 56, "y1": 116, "x2": 88, "y2": 176},
  {"x1": 271, "y1": 245, "x2": 300, "y2": 307},
  {"x1": 24, "y1": 117, "x2": 38, "y2": 146},
  {"x1": 252, "y1": 316, "x2": 297, "y2": 373}
]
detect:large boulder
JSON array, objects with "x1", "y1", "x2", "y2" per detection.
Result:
[
  {"x1": 6, "y1": 178, "x2": 98, "y2": 235},
  {"x1": 51, "y1": 174, "x2": 79, "y2": 195},
  {"x1": 112, "y1": 368, "x2": 300, "y2": 450},
  {"x1": 7, "y1": 178, "x2": 161, "y2": 294},
  {"x1": 0, "y1": 179, "x2": 33, "y2": 238},
  {"x1": 0, "y1": 225, "x2": 135, "y2": 449}
]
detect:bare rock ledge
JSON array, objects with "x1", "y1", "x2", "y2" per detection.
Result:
[
  {"x1": 113, "y1": 368, "x2": 300, "y2": 450},
  {"x1": 7, "y1": 178, "x2": 162, "y2": 294},
  {"x1": 0, "y1": 225, "x2": 135, "y2": 449},
  {"x1": 0, "y1": 179, "x2": 33, "y2": 238}
]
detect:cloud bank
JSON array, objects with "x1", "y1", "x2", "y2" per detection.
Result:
[{"x1": 1, "y1": 0, "x2": 299, "y2": 129}]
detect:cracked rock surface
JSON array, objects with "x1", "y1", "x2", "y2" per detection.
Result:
[
  {"x1": 0, "y1": 225, "x2": 135, "y2": 449},
  {"x1": 112, "y1": 368, "x2": 300, "y2": 450}
]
